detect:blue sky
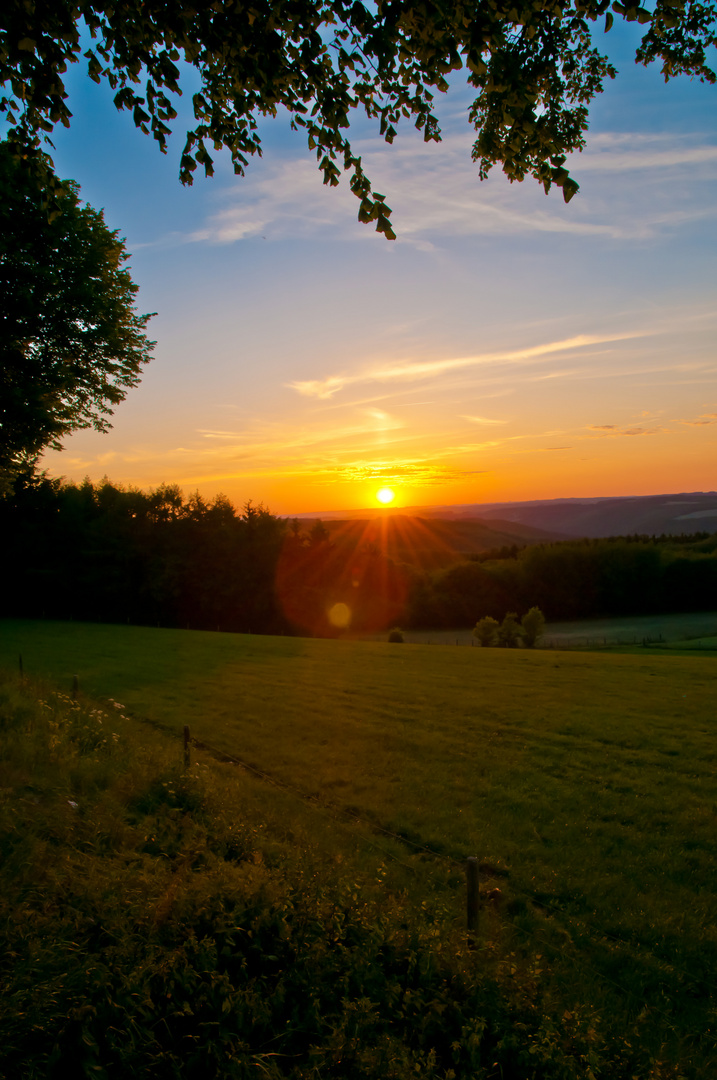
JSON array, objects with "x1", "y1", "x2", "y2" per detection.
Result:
[{"x1": 33, "y1": 21, "x2": 717, "y2": 513}]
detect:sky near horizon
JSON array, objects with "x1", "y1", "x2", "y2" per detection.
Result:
[{"x1": 34, "y1": 22, "x2": 717, "y2": 515}]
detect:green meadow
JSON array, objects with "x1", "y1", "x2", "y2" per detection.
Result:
[{"x1": 2, "y1": 618, "x2": 716, "y2": 1076}]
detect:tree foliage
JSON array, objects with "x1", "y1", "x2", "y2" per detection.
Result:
[
  {"x1": 1, "y1": 0, "x2": 714, "y2": 235},
  {"x1": 521, "y1": 605, "x2": 546, "y2": 647},
  {"x1": 3, "y1": 474, "x2": 717, "y2": 632},
  {"x1": 0, "y1": 473, "x2": 285, "y2": 632},
  {"x1": 473, "y1": 614, "x2": 499, "y2": 645},
  {"x1": 0, "y1": 144, "x2": 154, "y2": 483},
  {"x1": 409, "y1": 534, "x2": 717, "y2": 627},
  {"x1": 0, "y1": 473, "x2": 412, "y2": 635},
  {"x1": 497, "y1": 610, "x2": 522, "y2": 647}
]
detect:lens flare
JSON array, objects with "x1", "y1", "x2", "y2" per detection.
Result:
[
  {"x1": 376, "y1": 487, "x2": 395, "y2": 505},
  {"x1": 328, "y1": 602, "x2": 351, "y2": 629}
]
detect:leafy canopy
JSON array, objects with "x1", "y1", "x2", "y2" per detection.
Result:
[
  {"x1": 521, "y1": 605, "x2": 546, "y2": 647},
  {"x1": 1, "y1": 0, "x2": 715, "y2": 236},
  {"x1": 473, "y1": 614, "x2": 499, "y2": 646},
  {"x1": 0, "y1": 143, "x2": 155, "y2": 483}
]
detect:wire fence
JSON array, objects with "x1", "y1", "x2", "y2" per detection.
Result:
[{"x1": 169, "y1": 716, "x2": 717, "y2": 1021}]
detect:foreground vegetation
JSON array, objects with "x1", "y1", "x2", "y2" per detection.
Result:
[
  {"x1": 2, "y1": 619, "x2": 716, "y2": 1076},
  {"x1": 1, "y1": 672, "x2": 628, "y2": 1079}
]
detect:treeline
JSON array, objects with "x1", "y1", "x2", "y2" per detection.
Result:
[
  {"x1": 3, "y1": 472, "x2": 716, "y2": 634},
  {"x1": 0, "y1": 473, "x2": 408, "y2": 635},
  {"x1": 408, "y1": 533, "x2": 717, "y2": 627},
  {"x1": 1, "y1": 473, "x2": 287, "y2": 632}
]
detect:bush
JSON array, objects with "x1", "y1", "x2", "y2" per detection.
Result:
[
  {"x1": 387, "y1": 627, "x2": 404, "y2": 643},
  {"x1": 473, "y1": 616, "x2": 499, "y2": 647},
  {"x1": 497, "y1": 612, "x2": 521, "y2": 648},
  {"x1": 521, "y1": 606, "x2": 546, "y2": 648}
]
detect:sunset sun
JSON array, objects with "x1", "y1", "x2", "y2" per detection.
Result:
[{"x1": 376, "y1": 487, "x2": 395, "y2": 505}]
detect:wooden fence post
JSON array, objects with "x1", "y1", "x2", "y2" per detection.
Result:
[
  {"x1": 466, "y1": 856, "x2": 479, "y2": 932},
  {"x1": 183, "y1": 725, "x2": 191, "y2": 770}
]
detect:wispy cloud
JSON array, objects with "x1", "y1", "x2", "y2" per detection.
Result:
[
  {"x1": 289, "y1": 332, "x2": 645, "y2": 399},
  {"x1": 462, "y1": 415, "x2": 508, "y2": 425},
  {"x1": 574, "y1": 132, "x2": 717, "y2": 173},
  {"x1": 313, "y1": 460, "x2": 483, "y2": 487},
  {"x1": 586, "y1": 424, "x2": 665, "y2": 439},
  {"x1": 153, "y1": 128, "x2": 717, "y2": 250},
  {"x1": 195, "y1": 408, "x2": 403, "y2": 455},
  {"x1": 677, "y1": 412, "x2": 717, "y2": 426}
]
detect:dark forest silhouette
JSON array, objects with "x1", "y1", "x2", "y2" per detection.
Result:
[{"x1": 3, "y1": 471, "x2": 716, "y2": 635}]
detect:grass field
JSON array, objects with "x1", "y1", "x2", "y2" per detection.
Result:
[
  {"x1": 2, "y1": 618, "x2": 717, "y2": 1075},
  {"x1": 357, "y1": 610, "x2": 717, "y2": 649}
]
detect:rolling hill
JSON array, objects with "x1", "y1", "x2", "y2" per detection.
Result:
[
  {"x1": 297, "y1": 492, "x2": 717, "y2": 541},
  {"x1": 317, "y1": 513, "x2": 561, "y2": 570}
]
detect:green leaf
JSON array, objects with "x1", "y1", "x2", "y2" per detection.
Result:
[
  {"x1": 562, "y1": 177, "x2": 579, "y2": 202},
  {"x1": 1, "y1": 0, "x2": 711, "y2": 239}
]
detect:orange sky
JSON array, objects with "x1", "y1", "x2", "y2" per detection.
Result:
[{"x1": 37, "y1": 35, "x2": 716, "y2": 515}]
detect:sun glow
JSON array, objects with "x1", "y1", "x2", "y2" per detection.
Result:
[{"x1": 376, "y1": 487, "x2": 395, "y2": 505}]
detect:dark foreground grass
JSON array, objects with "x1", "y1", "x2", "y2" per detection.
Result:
[
  {"x1": 2, "y1": 675, "x2": 636, "y2": 1080},
  {"x1": 2, "y1": 619, "x2": 717, "y2": 1075}
]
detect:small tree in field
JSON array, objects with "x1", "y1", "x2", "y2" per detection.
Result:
[
  {"x1": 521, "y1": 606, "x2": 546, "y2": 648},
  {"x1": 497, "y1": 612, "x2": 521, "y2": 648},
  {"x1": 473, "y1": 616, "x2": 499, "y2": 647},
  {"x1": 387, "y1": 628, "x2": 404, "y2": 643}
]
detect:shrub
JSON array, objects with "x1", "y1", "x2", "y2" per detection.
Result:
[
  {"x1": 497, "y1": 612, "x2": 521, "y2": 648},
  {"x1": 387, "y1": 627, "x2": 404, "y2": 643},
  {"x1": 521, "y1": 606, "x2": 546, "y2": 648},
  {"x1": 473, "y1": 616, "x2": 499, "y2": 647}
]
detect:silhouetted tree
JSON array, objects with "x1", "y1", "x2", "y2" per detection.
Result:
[
  {"x1": 0, "y1": 145, "x2": 154, "y2": 488},
  {"x1": 308, "y1": 520, "x2": 331, "y2": 547}
]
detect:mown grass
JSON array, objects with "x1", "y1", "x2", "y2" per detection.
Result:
[
  {"x1": 2, "y1": 618, "x2": 717, "y2": 1075},
  {"x1": 2, "y1": 674, "x2": 635, "y2": 1080}
]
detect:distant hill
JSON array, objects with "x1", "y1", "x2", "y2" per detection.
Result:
[
  {"x1": 471, "y1": 492, "x2": 717, "y2": 538},
  {"x1": 312, "y1": 514, "x2": 561, "y2": 571},
  {"x1": 295, "y1": 492, "x2": 717, "y2": 542}
]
